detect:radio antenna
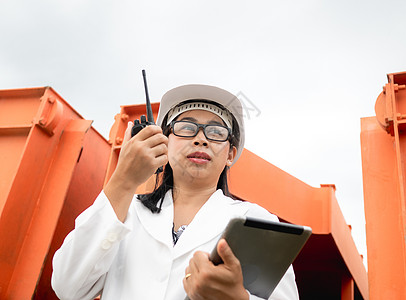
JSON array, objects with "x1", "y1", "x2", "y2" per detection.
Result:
[{"x1": 142, "y1": 69, "x2": 155, "y2": 124}]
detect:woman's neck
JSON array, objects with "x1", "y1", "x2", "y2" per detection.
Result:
[
  {"x1": 171, "y1": 183, "x2": 218, "y2": 230},
  {"x1": 172, "y1": 183, "x2": 217, "y2": 206}
]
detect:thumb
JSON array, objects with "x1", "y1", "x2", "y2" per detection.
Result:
[
  {"x1": 123, "y1": 121, "x2": 133, "y2": 144},
  {"x1": 217, "y1": 239, "x2": 238, "y2": 267}
]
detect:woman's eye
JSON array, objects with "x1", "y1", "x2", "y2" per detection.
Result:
[
  {"x1": 178, "y1": 123, "x2": 196, "y2": 132},
  {"x1": 207, "y1": 126, "x2": 224, "y2": 136}
]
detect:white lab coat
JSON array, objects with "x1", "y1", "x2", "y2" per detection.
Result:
[{"x1": 52, "y1": 189, "x2": 299, "y2": 300}]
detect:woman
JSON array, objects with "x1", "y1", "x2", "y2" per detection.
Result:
[{"x1": 52, "y1": 84, "x2": 299, "y2": 300}]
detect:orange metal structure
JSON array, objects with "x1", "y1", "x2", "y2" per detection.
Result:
[
  {"x1": 361, "y1": 72, "x2": 406, "y2": 299},
  {"x1": 0, "y1": 87, "x2": 111, "y2": 299},
  {"x1": 0, "y1": 87, "x2": 368, "y2": 299}
]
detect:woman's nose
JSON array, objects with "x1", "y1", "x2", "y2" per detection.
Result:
[{"x1": 193, "y1": 129, "x2": 208, "y2": 146}]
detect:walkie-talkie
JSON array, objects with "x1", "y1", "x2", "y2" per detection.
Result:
[
  {"x1": 131, "y1": 70, "x2": 163, "y2": 174},
  {"x1": 131, "y1": 69, "x2": 155, "y2": 137}
]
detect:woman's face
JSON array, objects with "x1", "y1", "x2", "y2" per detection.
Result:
[{"x1": 167, "y1": 110, "x2": 237, "y2": 187}]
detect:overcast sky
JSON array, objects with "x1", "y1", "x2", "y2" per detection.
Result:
[{"x1": 2, "y1": 0, "x2": 406, "y2": 266}]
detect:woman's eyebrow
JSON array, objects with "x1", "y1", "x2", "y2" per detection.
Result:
[
  {"x1": 179, "y1": 117, "x2": 225, "y2": 126},
  {"x1": 207, "y1": 120, "x2": 224, "y2": 126},
  {"x1": 179, "y1": 116, "x2": 197, "y2": 122}
]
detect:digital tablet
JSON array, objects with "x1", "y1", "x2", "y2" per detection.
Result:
[{"x1": 210, "y1": 216, "x2": 312, "y2": 298}]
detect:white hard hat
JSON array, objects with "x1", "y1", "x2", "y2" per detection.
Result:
[{"x1": 156, "y1": 84, "x2": 245, "y2": 164}]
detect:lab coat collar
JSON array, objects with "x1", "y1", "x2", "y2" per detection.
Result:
[
  {"x1": 134, "y1": 189, "x2": 249, "y2": 258},
  {"x1": 134, "y1": 191, "x2": 174, "y2": 248},
  {"x1": 173, "y1": 190, "x2": 249, "y2": 259}
]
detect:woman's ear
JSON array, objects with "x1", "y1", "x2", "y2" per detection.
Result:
[{"x1": 226, "y1": 145, "x2": 238, "y2": 166}]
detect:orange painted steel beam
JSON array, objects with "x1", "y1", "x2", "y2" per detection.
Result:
[
  {"x1": 0, "y1": 87, "x2": 81, "y2": 299},
  {"x1": 107, "y1": 102, "x2": 368, "y2": 299},
  {"x1": 34, "y1": 118, "x2": 111, "y2": 299},
  {"x1": 7, "y1": 119, "x2": 93, "y2": 299},
  {"x1": 0, "y1": 87, "x2": 111, "y2": 299},
  {"x1": 361, "y1": 72, "x2": 406, "y2": 299},
  {"x1": 341, "y1": 275, "x2": 355, "y2": 300}
]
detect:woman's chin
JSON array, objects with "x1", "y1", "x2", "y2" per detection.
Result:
[{"x1": 175, "y1": 167, "x2": 212, "y2": 183}]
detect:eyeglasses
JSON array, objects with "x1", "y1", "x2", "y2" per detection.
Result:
[{"x1": 170, "y1": 120, "x2": 231, "y2": 142}]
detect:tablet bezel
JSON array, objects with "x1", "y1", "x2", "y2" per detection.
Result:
[{"x1": 209, "y1": 216, "x2": 312, "y2": 298}]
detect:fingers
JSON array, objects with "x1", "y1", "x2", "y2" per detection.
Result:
[
  {"x1": 134, "y1": 124, "x2": 164, "y2": 141},
  {"x1": 123, "y1": 121, "x2": 133, "y2": 144},
  {"x1": 184, "y1": 251, "x2": 212, "y2": 286},
  {"x1": 126, "y1": 124, "x2": 168, "y2": 162},
  {"x1": 143, "y1": 130, "x2": 168, "y2": 166},
  {"x1": 188, "y1": 251, "x2": 210, "y2": 276},
  {"x1": 185, "y1": 251, "x2": 213, "y2": 277},
  {"x1": 184, "y1": 248, "x2": 247, "y2": 300},
  {"x1": 125, "y1": 123, "x2": 165, "y2": 144},
  {"x1": 129, "y1": 125, "x2": 168, "y2": 151},
  {"x1": 143, "y1": 131, "x2": 168, "y2": 149},
  {"x1": 115, "y1": 123, "x2": 168, "y2": 180},
  {"x1": 217, "y1": 239, "x2": 239, "y2": 268},
  {"x1": 183, "y1": 251, "x2": 211, "y2": 298}
]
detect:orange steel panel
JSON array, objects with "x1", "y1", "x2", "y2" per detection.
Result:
[
  {"x1": 341, "y1": 275, "x2": 355, "y2": 300},
  {"x1": 229, "y1": 149, "x2": 331, "y2": 233},
  {"x1": 0, "y1": 87, "x2": 80, "y2": 298},
  {"x1": 0, "y1": 88, "x2": 45, "y2": 215},
  {"x1": 0, "y1": 87, "x2": 111, "y2": 299},
  {"x1": 0, "y1": 129, "x2": 29, "y2": 213},
  {"x1": 34, "y1": 119, "x2": 111, "y2": 300},
  {"x1": 361, "y1": 71, "x2": 406, "y2": 299},
  {"x1": 7, "y1": 119, "x2": 93, "y2": 299}
]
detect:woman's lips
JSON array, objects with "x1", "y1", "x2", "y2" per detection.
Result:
[{"x1": 187, "y1": 152, "x2": 211, "y2": 164}]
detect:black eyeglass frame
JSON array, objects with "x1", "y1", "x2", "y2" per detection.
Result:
[{"x1": 170, "y1": 120, "x2": 232, "y2": 142}]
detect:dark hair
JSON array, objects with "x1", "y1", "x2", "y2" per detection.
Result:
[{"x1": 137, "y1": 104, "x2": 240, "y2": 213}]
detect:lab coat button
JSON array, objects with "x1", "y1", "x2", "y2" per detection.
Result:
[
  {"x1": 107, "y1": 232, "x2": 117, "y2": 242},
  {"x1": 101, "y1": 239, "x2": 112, "y2": 250}
]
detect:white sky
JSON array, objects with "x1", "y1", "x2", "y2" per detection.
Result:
[{"x1": 2, "y1": 0, "x2": 406, "y2": 266}]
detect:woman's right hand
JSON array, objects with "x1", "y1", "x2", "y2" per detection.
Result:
[
  {"x1": 104, "y1": 122, "x2": 168, "y2": 222},
  {"x1": 116, "y1": 122, "x2": 168, "y2": 189}
]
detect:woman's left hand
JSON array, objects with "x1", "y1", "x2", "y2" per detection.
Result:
[{"x1": 183, "y1": 239, "x2": 249, "y2": 300}]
